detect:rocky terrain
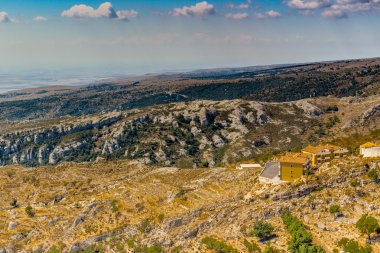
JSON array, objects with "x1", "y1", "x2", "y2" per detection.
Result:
[
  {"x1": 0, "y1": 93, "x2": 378, "y2": 168},
  {"x1": 0, "y1": 58, "x2": 379, "y2": 252},
  {"x1": 0, "y1": 156, "x2": 379, "y2": 252}
]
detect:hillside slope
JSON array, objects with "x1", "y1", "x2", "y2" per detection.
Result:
[
  {"x1": 0, "y1": 156, "x2": 379, "y2": 252},
  {"x1": 0, "y1": 94, "x2": 379, "y2": 168}
]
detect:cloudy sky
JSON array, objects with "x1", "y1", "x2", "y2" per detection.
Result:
[{"x1": 1, "y1": 0, "x2": 380, "y2": 77}]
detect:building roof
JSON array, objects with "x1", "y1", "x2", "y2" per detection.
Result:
[
  {"x1": 360, "y1": 142, "x2": 380, "y2": 148},
  {"x1": 260, "y1": 162, "x2": 280, "y2": 179},
  {"x1": 279, "y1": 152, "x2": 310, "y2": 164},
  {"x1": 303, "y1": 144, "x2": 344, "y2": 154}
]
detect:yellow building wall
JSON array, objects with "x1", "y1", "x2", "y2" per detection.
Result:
[
  {"x1": 280, "y1": 162, "x2": 304, "y2": 181},
  {"x1": 302, "y1": 152, "x2": 317, "y2": 167}
]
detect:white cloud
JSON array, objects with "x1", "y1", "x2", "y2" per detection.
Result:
[
  {"x1": 286, "y1": 0, "x2": 380, "y2": 18},
  {"x1": 225, "y1": 12, "x2": 249, "y2": 20},
  {"x1": 227, "y1": 0, "x2": 253, "y2": 9},
  {"x1": 226, "y1": 0, "x2": 253, "y2": 10},
  {"x1": 254, "y1": 10, "x2": 282, "y2": 19},
  {"x1": 61, "y1": 2, "x2": 138, "y2": 21},
  {"x1": 266, "y1": 10, "x2": 282, "y2": 17},
  {"x1": 287, "y1": 0, "x2": 331, "y2": 10},
  {"x1": 253, "y1": 13, "x2": 266, "y2": 19},
  {"x1": 0, "y1": 11, "x2": 16, "y2": 23},
  {"x1": 322, "y1": 0, "x2": 380, "y2": 18},
  {"x1": 116, "y1": 10, "x2": 139, "y2": 21},
  {"x1": 33, "y1": 16, "x2": 48, "y2": 22},
  {"x1": 171, "y1": 1, "x2": 216, "y2": 16}
]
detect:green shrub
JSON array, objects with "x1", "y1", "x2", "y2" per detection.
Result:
[
  {"x1": 350, "y1": 179, "x2": 360, "y2": 188},
  {"x1": 368, "y1": 169, "x2": 378, "y2": 180},
  {"x1": 201, "y1": 237, "x2": 239, "y2": 253},
  {"x1": 25, "y1": 205, "x2": 35, "y2": 217},
  {"x1": 10, "y1": 199, "x2": 19, "y2": 208},
  {"x1": 281, "y1": 211, "x2": 325, "y2": 253},
  {"x1": 338, "y1": 238, "x2": 372, "y2": 253},
  {"x1": 356, "y1": 214, "x2": 379, "y2": 240},
  {"x1": 139, "y1": 219, "x2": 153, "y2": 234},
  {"x1": 200, "y1": 160, "x2": 210, "y2": 168},
  {"x1": 134, "y1": 245, "x2": 163, "y2": 253},
  {"x1": 171, "y1": 246, "x2": 183, "y2": 253},
  {"x1": 252, "y1": 220, "x2": 275, "y2": 241},
  {"x1": 243, "y1": 239, "x2": 261, "y2": 253},
  {"x1": 329, "y1": 205, "x2": 341, "y2": 214},
  {"x1": 263, "y1": 244, "x2": 281, "y2": 253},
  {"x1": 46, "y1": 246, "x2": 61, "y2": 253},
  {"x1": 111, "y1": 200, "x2": 119, "y2": 213}
]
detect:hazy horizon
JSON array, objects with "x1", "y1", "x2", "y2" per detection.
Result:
[
  {"x1": 1, "y1": 0, "x2": 380, "y2": 91},
  {"x1": 1, "y1": 55, "x2": 380, "y2": 92}
]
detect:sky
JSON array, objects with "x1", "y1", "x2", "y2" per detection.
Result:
[{"x1": 1, "y1": 0, "x2": 380, "y2": 89}]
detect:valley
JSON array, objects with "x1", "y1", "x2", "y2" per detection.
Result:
[{"x1": 0, "y1": 58, "x2": 379, "y2": 252}]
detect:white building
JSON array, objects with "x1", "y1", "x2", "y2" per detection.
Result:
[
  {"x1": 360, "y1": 142, "x2": 380, "y2": 158},
  {"x1": 236, "y1": 164, "x2": 262, "y2": 170}
]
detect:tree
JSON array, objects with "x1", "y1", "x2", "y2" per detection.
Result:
[
  {"x1": 252, "y1": 220, "x2": 275, "y2": 241},
  {"x1": 356, "y1": 214, "x2": 379, "y2": 240}
]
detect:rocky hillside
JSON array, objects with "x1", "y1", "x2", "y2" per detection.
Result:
[
  {"x1": 0, "y1": 58, "x2": 379, "y2": 121},
  {"x1": 0, "y1": 155, "x2": 379, "y2": 252},
  {"x1": 0, "y1": 94, "x2": 379, "y2": 168}
]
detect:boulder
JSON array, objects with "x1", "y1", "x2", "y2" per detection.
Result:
[{"x1": 7, "y1": 221, "x2": 18, "y2": 230}]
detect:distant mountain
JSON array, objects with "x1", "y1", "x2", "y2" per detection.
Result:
[{"x1": 0, "y1": 58, "x2": 378, "y2": 122}]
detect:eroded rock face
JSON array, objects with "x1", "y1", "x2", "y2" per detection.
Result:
[
  {"x1": 294, "y1": 100, "x2": 323, "y2": 117},
  {"x1": 361, "y1": 104, "x2": 380, "y2": 123},
  {"x1": 0, "y1": 96, "x2": 375, "y2": 168}
]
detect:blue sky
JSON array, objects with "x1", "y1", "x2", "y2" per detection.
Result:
[{"x1": 1, "y1": 0, "x2": 380, "y2": 79}]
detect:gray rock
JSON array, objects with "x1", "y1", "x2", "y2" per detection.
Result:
[
  {"x1": 212, "y1": 135, "x2": 225, "y2": 148},
  {"x1": 361, "y1": 104, "x2": 380, "y2": 123},
  {"x1": 166, "y1": 218, "x2": 183, "y2": 229},
  {"x1": 7, "y1": 221, "x2": 18, "y2": 230},
  {"x1": 72, "y1": 214, "x2": 86, "y2": 227},
  {"x1": 48, "y1": 217, "x2": 59, "y2": 226}
]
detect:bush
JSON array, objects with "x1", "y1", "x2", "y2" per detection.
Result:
[
  {"x1": 252, "y1": 220, "x2": 275, "y2": 241},
  {"x1": 329, "y1": 205, "x2": 341, "y2": 214},
  {"x1": 368, "y1": 169, "x2": 378, "y2": 180},
  {"x1": 200, "y1": 160, "x2": 210, "y2": 168},
  {"x1": 10, "y1": 199, "x2": 19, "y2": 208},
  {"x1": 338, "y1": 238, "x2": 372, "y2": 253},
  {"x1": 201, "y1": 237, "x2": 239, "y2": 253},
  {"x1": 263, "y1": 244, "x2": 280, "y2": 253},
  {"x1": 350, "y1": 179, "x2": 360, "y2": 188},
  {"x1": 139, "y1": 219, "x2": 153, "y2": 234},
  {"x1": 243, "y1": 239, "x2": 261, "y2": 253},
  {"x1": 111, "y1": 200, "x2": 119, "y2": 212},
  {"x1": 25, "y1": 205, "x2": 35, "y2": 217},
  {"x1": 281, "y1": 211, "x2": 325, "y2": 253},
  {"x1": 134, "y1": 245, "x2": 163, "y2": 253},
  {"x1": 356, "y1": 214, "x2": 379, "y2": 240}
]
